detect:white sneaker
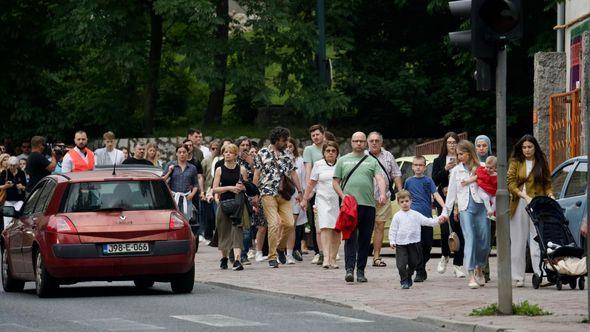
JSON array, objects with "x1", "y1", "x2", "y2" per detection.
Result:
[
  {"x1": 468, "y1": 277, "x2": 480, "y2": 289},
  {"x1": 247, "y1": 250, "x2": 255, "y2": 260},
  {"x1": 198, "y1": 235, "x2": 205, "y2": 243},
  {"x1": 255, "y1": 251, "x2": 267, "y2": 262},
  {"x1": 437, "y1": 256, "x2": 449, "y2": 274},
  {"x1": 286, "y1": 255, "x2": 296, "y2": 265},
  {"x1": 336, "y1": 254, "x2": 341, "y2": 261},
  {"x1": 453, "y1": 265, "x2": 466, "y2": 278},
  {"x1": 515, "y1": 279, "x2": 524, "y2": 287},
  {"x1": 311, "y1": 253, "x2": 320, "y2": 264}
]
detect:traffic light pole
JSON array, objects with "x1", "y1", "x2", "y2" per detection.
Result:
[{"x1": 495, "y1": 46, "x2": 513, "y2": 315}]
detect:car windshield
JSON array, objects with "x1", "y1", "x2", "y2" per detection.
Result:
[{"x1": 61, "y1": 180, "x2": 174, "y2": 213}]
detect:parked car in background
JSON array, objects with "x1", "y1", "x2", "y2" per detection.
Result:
[
  {"x1": 1, "y1": 170, "x2": 196, "y2": 298},
  {"x1": 551, "y1": 156, "x2": 587, "y2": 246}
]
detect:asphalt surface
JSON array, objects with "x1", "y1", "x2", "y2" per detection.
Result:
[{"x1": 0, "y1": 281, "x2": 440, "y2": 332}]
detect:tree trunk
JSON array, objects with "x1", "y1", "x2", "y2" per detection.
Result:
[
  {"x1": 143, "y1": 5, "x2": 163, "y2": 135},
  {"x1": 204, "y1": 0, "x2": 229, "y2": 125}
]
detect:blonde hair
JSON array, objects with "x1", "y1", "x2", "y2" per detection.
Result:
[
  {"x1": 224, "y1": 143, "x2": 239, "y2": 155},
  {"x1": 103, "y1": 131, "x2": 116, "y2": 140},
  {"x1": 485, "y1": 155, "x2": 497, "y2": 167},
  {"x1": 146, "y1": 142, "x2": 160, "y2": 166},
  {"x1": 457, "y1": 140, "x2": 480, "y2": 172},
  {"x1": 396, "y1": 189, "x2": 411, "y2": 201}
]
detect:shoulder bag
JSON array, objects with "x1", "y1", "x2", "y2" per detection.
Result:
[
  {"x1": 369, "y1": 152, "x2": 396, "y2": 200},
  {"x1": 273, "y1": 154, "x2": 296, "y2": 200},
  {"x1": 341, "y1": 155, "x2": 369, "y2": 191}
]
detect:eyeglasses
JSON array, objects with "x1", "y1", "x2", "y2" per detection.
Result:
[
  {"x1": 325, "y1": 149, "x2": 337, "y2": 153},
  {"x1": 211, "y1": 147, "x2": 218, "y2": 151},
  {"x1": 351, "y1": 140, "x2": 366, "y2": 143}
]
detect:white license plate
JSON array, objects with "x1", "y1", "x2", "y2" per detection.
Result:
[{"x1": 103, "y1": 242, "x2": 149, "y2": 255}]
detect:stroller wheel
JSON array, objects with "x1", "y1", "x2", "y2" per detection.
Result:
[
  {"x1": 579, "y1": 277, "x2": 585, "y2": 290},
  {"x1": 556, "y1": 279, "x2": 562, "y2": 290},
  {"x1": 532, "y1": 273, "x2": 541, "y2": 289},
  {"x1": 569, "y1": 279, "x2": 577, "y2": 289}
]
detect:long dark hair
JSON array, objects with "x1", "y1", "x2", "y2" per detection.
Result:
[
  {"x1": 510, "y1": 134, "x2": 550, "y2": 187},
  {"x1": 438, "y1": 132, "x2": 460, "y2": 157}
]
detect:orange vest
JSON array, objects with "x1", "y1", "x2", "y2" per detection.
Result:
[{"x1": 68, "y1": 148, "x2": 95, "y2": 172}]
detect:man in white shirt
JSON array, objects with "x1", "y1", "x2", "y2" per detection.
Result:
[
  {"x1": 94, "y1": 131, "x2": 125, "y2": 166},
  {"x1": 61, "y1": 131, "x2": 95, "y2": 173}
]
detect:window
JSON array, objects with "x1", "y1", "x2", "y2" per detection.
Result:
[
  {"x1": 564, "y1": 162, "x2": 587, "y2": 198},
  {"x1": 61, "y1": 180, "x2": 175, "y2": 213},
  {"x1": 35, "y1": 180, "x2": 56, "y2": 214},
  {"x1": 21, "y1": 182, "x2": 45, "y2": 216},
  {"x1": 552, "y1": 163, "x2": 574, "y2": 197}
]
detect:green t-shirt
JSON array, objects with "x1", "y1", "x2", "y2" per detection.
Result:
[
  {"x1": 303, "y1": 144, "x2": 323, "y2": 164},
  {"x1": 333, "y1": 153, "x2": 382, "y2": 207}
]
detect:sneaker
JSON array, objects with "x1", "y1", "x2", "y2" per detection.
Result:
[
  {"x1": 255, "y1": 251, "x2": 267, "y2": 262},
  {"x1": 232, "y1": 260, "x2": 244, "y2": 271},
  {"x1": 453, "y1": 265, "x2": 466, "y2": 278},
  {"x1": 286, "y1": 255, "x2": 296, "y2": 265},
  {"x1": 311, "y1": 253, "x2": 321, "y2": 264},
  {"x1": 220, "y1": 257, "x2": 228, "y2": 270},
  {"x1": 356, "y1": 270, "x2": 368, "y2": 283},
  {"x1": 317, "y1": 253, "x2": 324, "y2": 265},
  {"x1": 475, "y1": 269, "x2": 485, "y2": 286},
  {"x1": 336, "y1": 254, "x2": 341, "y2": 261},
  {"x1": 345, "y1": 270, "x2": 354, "y2": 283},
  {"x1": 199, "y1": 235, "x2": 205, "y2": 242},
  {"x1": 437, "y1": 256, "x2": 449, "y2": 274},
  {"x1": 515, "y1": 279, "x2": 524, "y2": 287},
  {"x1": 468, "y1": 278, "x2": 480, "y2": 289},
  {"x1": 414, "y1": 272, "x2": 424, "y2": 283},
  {"x1": 277, "y1": 250, "x2": 287, "y2": 264},
  {"x1": 247, "y1": 250, "x2": 255, "y2": 260},
  {"x1": 401, "y1": 282, "x2": 410, "y2": 289},
  {"x1": 292, "y1": 250, "x2": 303, "y2": 262},
  {"x1": 268, "y1": 259, "x2": 279, "y2": 268},
  {"x1": 241, "y1": 257, "x2": 251, "y2": 265}
]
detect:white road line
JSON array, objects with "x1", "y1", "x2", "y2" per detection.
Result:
[
  {"x1": 293, "y1": 311, "x2": 373, "y2": 323},
  {"x1": 171, "y1": 314, "x2": 268, "y2": 327},
  {"x1": 71, "y1": 318, "x2": 165, "y2": 331},
  {"x1": 0, "y1": 323, "x2": 44, "y2": 332}
]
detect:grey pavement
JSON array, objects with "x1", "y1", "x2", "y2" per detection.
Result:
[{"x1": 195, "y1": 242, "x2": 589, "y2": 332}]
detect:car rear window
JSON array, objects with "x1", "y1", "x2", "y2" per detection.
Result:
[{"x1": 61, "y1": 180, "x2": 175, "y2": 213}]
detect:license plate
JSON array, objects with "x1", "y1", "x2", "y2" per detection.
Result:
[{"x1": 103, "y1": 242, "x2": 149, "y2": 255}]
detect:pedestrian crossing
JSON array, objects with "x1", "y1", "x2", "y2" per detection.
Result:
[{"x1": 4, "y1": 312, "x2": 374, "y2": 331}]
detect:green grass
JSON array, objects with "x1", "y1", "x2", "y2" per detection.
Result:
[{"x1": 469, "y1": 301, "x2": 552, "y2": 317}]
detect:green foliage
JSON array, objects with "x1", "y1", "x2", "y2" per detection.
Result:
[{"x1": 470, "y1": 301, "x2": 552, "y2": 316}]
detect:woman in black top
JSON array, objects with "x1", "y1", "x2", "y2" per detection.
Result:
[
  {"x1": 212, "y1": 143, "x2": 249, "y2": 271},
  {"x1": 1, "y1": 157, "x2": 27, "y2": 229},
  {"x1": 432, "y1": 132, "x2": 466, "y2": 278}
]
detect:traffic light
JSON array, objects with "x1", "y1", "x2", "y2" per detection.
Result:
[{"x1": 448, "y1": 0, "x2": 522, "y2": 91}]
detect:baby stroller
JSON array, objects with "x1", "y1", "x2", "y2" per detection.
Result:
[{"x1": 525, "y1": 196, "x2": 586, "y2": 290}]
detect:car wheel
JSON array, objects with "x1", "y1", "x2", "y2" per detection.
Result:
[
  {"x1": 569, "y1": 278, "x2": 577, "y2": 289},
  {"x1": 1, "y1": 248, "x2": 25, "y2": 292},
  {"x1": 134, "y1": 279, "x2": 155, "y2": 289},
  {"x1": 35, "y1": 252, "x2": 58, "y2": 298},
  {"x1": 170, "y1": 263, "x2": 194, "y2": 294}
]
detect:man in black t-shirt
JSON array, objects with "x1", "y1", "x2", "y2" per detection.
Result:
[
  {"x1": 122, "y1": 142, "x2": 153, "y2": 166},
  {"x1": 26, "y1": 136, "x2": 57, "y2": 192}
]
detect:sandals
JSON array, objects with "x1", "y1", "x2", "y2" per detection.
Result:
[{"x1": 373, "y1": 258, "x2": 387, "y2": 267}]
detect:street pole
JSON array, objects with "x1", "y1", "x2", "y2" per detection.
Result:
[
  {"x1": 495, "y1": 46, "x2": 513, "y2": 315},
  {"x1": 586, "y1": 61, "x2": 590, "y2": 322},
  {"x1": 317, "y1": 0, "x2": 327, "y2": 84}
]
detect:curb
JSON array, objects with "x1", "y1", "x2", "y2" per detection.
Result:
[{"x1": 415, "y1": 315, "x2": 513, "y2": 332}]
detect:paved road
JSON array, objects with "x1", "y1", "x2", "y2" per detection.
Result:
[{"x1": 0, "y1": 282, "x2": 439, "y2": 332}]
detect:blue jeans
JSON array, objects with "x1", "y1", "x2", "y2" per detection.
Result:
[{"x1": 459, "y1": 196, "x2": 491, "y2": 271}]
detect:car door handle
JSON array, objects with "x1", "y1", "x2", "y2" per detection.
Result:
[{"x1": 575, "y1": 201, "x2": 582, "y2": 207}]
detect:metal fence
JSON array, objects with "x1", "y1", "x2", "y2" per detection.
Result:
[
  {"x1": 415, "y1": 132, "x2": 469, "y2": 156},
  {"x1": 549, "y1": 88, "x2": 581, "y2": 170}
]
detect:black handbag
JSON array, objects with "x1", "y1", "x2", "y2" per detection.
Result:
[{"x1": 220, "y1": 191, "x2": 246, "y2": 225}]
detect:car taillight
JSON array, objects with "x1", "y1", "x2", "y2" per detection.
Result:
[
  {"x1": 47, "y1": 216, "x2": 78, "y2": 234},
  {"x1": 169, "y1": 212, "x2": 187, "y2": 230}
]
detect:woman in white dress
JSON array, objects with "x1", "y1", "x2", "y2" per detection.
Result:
[{"x1": 302, "y1": 141, "x2": 340, "y2": 269}]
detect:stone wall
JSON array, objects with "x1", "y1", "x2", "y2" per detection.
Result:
[{"x1": 91, "y1": 136, "x2": 433, "y2": 162}]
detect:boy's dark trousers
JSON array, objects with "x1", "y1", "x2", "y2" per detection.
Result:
[{"x1": 396, "y1": 242, "x2": 421, "y2": 284}]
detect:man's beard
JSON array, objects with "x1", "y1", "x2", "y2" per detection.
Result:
[{"x1": 77, "y1": 144, "x2": 86, "y2": 150}]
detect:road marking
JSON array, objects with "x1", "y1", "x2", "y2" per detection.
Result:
[
  {"x1": 292, "y1": 311, "x2": 373, "y2": 323},
  {"x1": 0, "y1": 323, "x2": 44, "y2": 332},
  {"x1": 171, "y1": 314, "x2": 267, "y2": 327},
  {"x1": 71, "y1": 318, "x2": 165, "y2": 331}
]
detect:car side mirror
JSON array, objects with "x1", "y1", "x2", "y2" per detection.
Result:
[{"x1": 2, "y1": 206, "x2": 20, "y2": 218}]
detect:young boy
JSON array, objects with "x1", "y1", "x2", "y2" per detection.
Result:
[
  {"x1": 462, "y1": 156, "x2": 497, "y2": 218},
  {"x1": 389, "y1": 190, "x2": 447, "y2": 289},
  {"x1": 403, "y1": 155, "x2": 447, "y2": 282}
]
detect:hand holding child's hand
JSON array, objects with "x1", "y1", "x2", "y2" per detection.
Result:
[
  {"x1": 390, "y1": 244, "x2": 396, "y2": 250},
  {"x1": 460, "y1": 179, "x2": 467, "y2": 187},
  {"x1": 438, "y1": 215, "x2": 448, "y2": 224},
  {"x1": 487, "y1": 210, "x2": 494, "y2": 218}
]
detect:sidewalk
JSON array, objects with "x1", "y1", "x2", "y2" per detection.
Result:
[{"x1": 194, "y1": 244, "x2": 588, "y2": 332}]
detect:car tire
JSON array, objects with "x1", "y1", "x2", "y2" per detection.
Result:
[
  {"x1": 170, "y1": 263, "x2": 194, "y2": 294},
  {"x1": 1, "y1": 248, "x2": 25, "y2": 292},
  {"x1": 35, "y1": 252, "x2": 58, "y2": 298},
  {"x1": 134, "y1": 279, "x2": 155, "y2": 289}
]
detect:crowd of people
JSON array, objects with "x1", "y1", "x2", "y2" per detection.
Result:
[{"x1": 0, "y1": 126, "x2": 555, "y2": 290}]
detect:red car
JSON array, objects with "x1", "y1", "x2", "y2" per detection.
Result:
[{"x1": 1, "y1": 170, "x2": 196, "y2": 297}]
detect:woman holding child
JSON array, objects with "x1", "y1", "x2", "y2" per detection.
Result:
[
  {"x1": 442, "y1": 140, "x2": 491, "y2": 289},
  {"x1": 507, "y1": 135, "x2": 553, "y2": 287}
]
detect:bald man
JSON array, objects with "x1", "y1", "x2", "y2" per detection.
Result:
[{"x1": 333, "y1": 131, "x2": 387, "y2": 283}]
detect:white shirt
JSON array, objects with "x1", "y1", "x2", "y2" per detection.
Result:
[
  {"x1": 94, "y1": 147, "x2": 125, "y2": 166},
  {"x1": 389, "y1": 209, "x2": 439, "y2": 246},
  {"x1": 199, "y1": 146, "x2": 211, "y2": 160},
  {"x1": 523, "y1": 159, "x2": 533, "y2": 194},
  {"x1": 310, "y1": 159, "x2": 337, "y2": 201},
  {"x1": 61, "y1": 147, "x2": 95, "y2": 173},
  {"x1": 442, "y1": 163, "x2": 483, "y2": 216}
]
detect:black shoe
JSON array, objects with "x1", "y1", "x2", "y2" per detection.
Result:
[
  {"x1": 241, "y1": 257, "x2": 251, "y2": 265},
  {"x1": 220, "y1": 257, "x2": 228, "y2": 270},
  {"x1": 345, "y1": 270, "x2": 354, "y2": 282},
  {"x1": 414, "y1": 273, "x2": 424, "y2": 283},
  {"x1": 233, "y1": 260, "x2": 244, "y2": 271},
  {"x1": 292, "y1": 250, "x2": 303, "y2": 262},
  {"x1": 356, "y1": 270, "x2": 368, "y2": 283},
  {"x1": 317, "y1": 252, "x2": 324, "y2": 265},
  {"x1": 269, "y1": 259, "x2": 279, "y2": 268},
  {"x1": 277, "y1": 250, "x2": 287, "y2": 264}
]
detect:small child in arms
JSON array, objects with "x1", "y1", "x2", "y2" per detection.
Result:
[{"x1": 461, "y1": 156, "x2": 497, "y2": 218}]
